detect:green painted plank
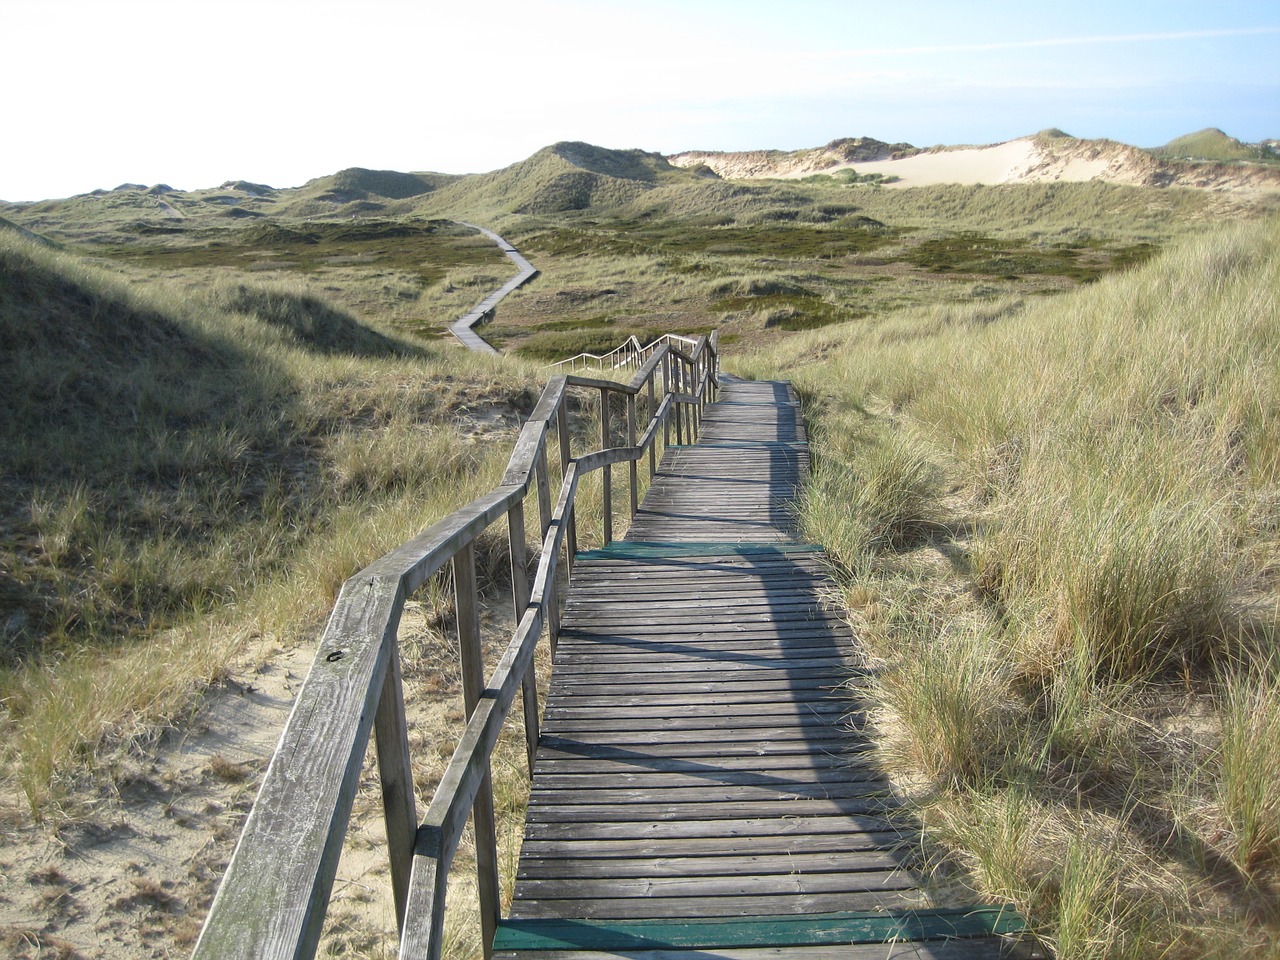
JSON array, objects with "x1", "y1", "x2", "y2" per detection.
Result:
[
  {"x1": 492, "y1": 906, "x2": 1024, "y2": 951},
  {"x1": 577, "y1": 541, "x2": 824, "y2": 560}
]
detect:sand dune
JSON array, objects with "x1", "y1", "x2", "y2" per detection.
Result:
[{"x1": 670, "y1": 134, "x2": 1280, "y2": 192}]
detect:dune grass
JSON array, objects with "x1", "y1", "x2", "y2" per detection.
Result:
[
  {"x1": 733, "y1": 215, "x2": 1280, "y2": 957},
  {"x1": 0, "y1": 233, "x2": 552, "y2": 818},
  {"x1": 6, "y1": 160, "x2": 1280, "y2": 955}
]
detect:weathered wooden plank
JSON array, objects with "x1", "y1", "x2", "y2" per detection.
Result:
[
  {"x1": 516, "y1": 830, "x2": 910, "y2": 861},
  {"x1": 512, "y1": 868, "x2": 919, "y2": 901},
  {"x1": 538, "y1": 715, "x2": 856, "y2": 738},
  {"x1": 520, "y1": 810, "x2": 902, "y2": 842},
  {"x1": 192, "y1": 576, "x2": 403, "y2": 959},
  {"x1": 507, "y1": 888, "x2": 924, "y2": 920},
  {"x1": 497, "y1": 378, "x2": 1012, "y2": 959},
  {"x1": 525, "y1": 766, "x2": 883, "y2": 791},
  {"x1": 525, "y1": 779, "x2": 887, "y2": 805},
  {"x1": 551, "y1": 630, "x2": 854, "y2": 648},
  {"x1": 455, "y1": 543, "x2": 500, "y2": 954},
  {"x1": 372, "y1": 642, "x2": 416, "y2": 932},
  {"x1": 545, "y1": 646, "x2": 857, "y2": 667},
  {"x1": 566, "y1": 566, "x2": 829, "y2": 583},
  {"x1": 555, "y1": 621, "x2": 853, "y2": 640},
  {"x1": 532, "y1": 742, "x2": 871, "y2": 765},
  {"x1": 544, "y1": 679, "x2": 847, "y2": 698},
  {"x1": 544, "y1": 692, "x2": 847, "y2": 711},
  {"x1": 545, "y1": 676, "x2": 846, "y2": 697},
  {"x1": 516, "y1": 850, "x2": 904, "y2": 880},
  {"x1": 545, "y1": 659, "x2": 851, "y2": 682},
  {"x1": 560, "y1": 595, "x2": 838, "y2": 613},
  {"x1": 526, "y1": 752, "x2": 875, "y2": 775},
  {"x1": 523, "y1": 796, "x2": 892, "y2": 824},
  {"x1": 540, "y1": 700, "x2": 852, "y2": 723}
]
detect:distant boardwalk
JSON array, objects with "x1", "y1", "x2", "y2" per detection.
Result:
[
  {"x1": 449, "y1": 223, "x2": 538, "y2": 354},
  {"x1": 495, "y1": 380, "x2": 1021, "y2": 958}
]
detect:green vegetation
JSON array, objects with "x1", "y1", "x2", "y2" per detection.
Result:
[
  {"x1": 3, "y1": 138, "x2": 1280, "y2": 957},
  {"x1": 0, "y1": 232, "x2": 545, "y2": 816},
  {"x1": 105, "y1": 217, "x2": 504, "y2": 286},
  {"x1": 1150, "y1": 128, "x2": 1280, "y2": 166},
  {"x1": 733, "y1": 217, "x2": 1280, "y2": 957},
  {"x1": 802, "y1": 168, "x2": 900, "y2": 186},
  {"x1": 903, "y1": 231, "x2": 1158, "y2": 282}
]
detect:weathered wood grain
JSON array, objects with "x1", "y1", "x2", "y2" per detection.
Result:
[
  {"x1": 198, "y1": 339, "x2": 722, "y2": 960},
  {"x1": 500, "y1": 378, "x2": 1013, "y2": 958}
]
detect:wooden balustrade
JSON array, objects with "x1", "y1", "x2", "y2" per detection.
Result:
[{"x1": 192, "y1": 333, "x2": 719, "y2": 960}]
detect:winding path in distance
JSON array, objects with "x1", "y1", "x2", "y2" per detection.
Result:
[{"x1": 449, "y1": 222, "x2": 539, "y2": 354}]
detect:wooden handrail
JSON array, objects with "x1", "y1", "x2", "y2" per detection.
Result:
[
  {"x1": 546, "y1": 332, "x2": 702, "y2": 373},
  {"x1": 193, "y1": 332, "x2": 719, "y2": 960}
]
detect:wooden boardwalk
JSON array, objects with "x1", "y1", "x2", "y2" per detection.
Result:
[
  {"x1": 494, "y1": 381, "x2": 1019, "y2": 959},
  {"x1": 450, "y1": 222, "x2": 538, "y2": 354}
]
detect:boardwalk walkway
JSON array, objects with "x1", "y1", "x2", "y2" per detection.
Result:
[
  {"x1": 450, "y1": 223, "x2": 538, "y2": 354},
  {"x1": 494, "y1": 381, "x2": 1018, "y2": 959}
]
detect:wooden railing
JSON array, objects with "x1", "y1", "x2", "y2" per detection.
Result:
[
  {"x1": 547, "y1": 332, "x2": 701, "y2": 373},
  {"x1": 193, "y1": 333, "x2": 719, "y2": 959}
]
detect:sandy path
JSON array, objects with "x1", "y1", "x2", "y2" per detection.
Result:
[{"x1": 0, "y1": 641, "x2": 312, "y2": 958}]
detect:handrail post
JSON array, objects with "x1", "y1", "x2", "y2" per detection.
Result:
[
  {"x1": 662, "y1": 354, "x2": 672, "y2": 447},
  {"x1": 674, "y1": 360, "x2": 685, "y2": 446},
  {"x1": 626, "y1": 393, "x2": 638, "y2": 521},
  {"x1": 646, "y1": 373, "x2": 657, "y2": 478},
  {"x1": 682, "y1": 358, "x2": 691, "y2": 442},
  {"x1": 556, "y1": 398, "x2": 576, "y2": 576},
  {"x1": 691, "y1": 356, "x2": 701, "y2": 442},
  {"x1": 507, "y1": 499, "x2": 539, "y2": 774},
  {"x1": 535, "y1": 443, "x2": 560, "y2": 654},
  {"x1": 599, "y1": 387, "x2": 613, "y2": 545},
  {"x1": 373, "y1": 641, "x2": 416, "y2": 934},
  {"x1": 692, "y1": 356, "x2": 702, "y2": 440},
  {"x1": 453, "y1": 543, "x2": 499, "y2": 956}
]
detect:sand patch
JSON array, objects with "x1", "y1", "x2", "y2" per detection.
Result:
[{"x1": 789, "y1": 138, "x2": 1041, "y2": 187}]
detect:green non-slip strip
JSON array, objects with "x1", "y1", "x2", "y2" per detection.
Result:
[
  {"x1": 493, "y1": 905, "x2": 1024, "y2": 951},
  {"x1": 577, "y1": 541, "x2": 825, "y2": 560}
]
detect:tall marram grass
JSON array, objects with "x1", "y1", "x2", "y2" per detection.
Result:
[
  {"x1": 735, "y1": 215, "x2": 1280, "y2": 957},
  {"x1": 0, "y1": 233, "x2": 552, "y2": 817},
  {"x1": 1215, "y1": 657, "x2": 1280, "y2": 878}
]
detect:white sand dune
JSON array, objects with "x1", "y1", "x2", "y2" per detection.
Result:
[
  {"x1": 781, "y1": 137, "x2": 1118, "y2": 188},
  {"x1": 671, "y1": 134, "x2": 1280, "y2": 192},
  {"x1": 786, "y1": 138, "x2": 1039, "y2": 185}
]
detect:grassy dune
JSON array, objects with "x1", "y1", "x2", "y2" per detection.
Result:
[
  {"x1": 733, "y1": 216, "x2": 1280, "y2": 958},
  {"x1": 4, "y1": 152, "x2": 1279, "y2": 956},
  {"x1": 0, "y1": 232, "x2": 547, "y2": 817}
]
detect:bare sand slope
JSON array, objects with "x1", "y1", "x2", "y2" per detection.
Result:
[
  {"x1": 670, "y1": 134, "x2": 1280, "y2": 192},
  {"x1": 810, "y1": 138, "x2": 1043, "y2": 186}
]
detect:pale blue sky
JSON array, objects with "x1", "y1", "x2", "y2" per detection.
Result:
[{"x1": 3, "y1": 0, "x2": 1277, "y2": 201}]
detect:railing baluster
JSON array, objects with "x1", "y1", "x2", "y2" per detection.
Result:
[
  {"x1": 535, "y1": 443, "x2": 561, "y2": 654},
  {"x1": 626, "y1": 393, "x2": 638, "y2": 520},
  {"x1": 556, "y1": 399, "x2": 576, "y2": 576},
  {"x1": 453, "y1": 543, "x2": 499, "y2": 957},
  {"x1": 675, "y1": 360, "x2": 685, "y2": 446},
  {"x1": 506, "y1": 499, "x2": 539, "y2": 774},
  {"x1": 198, "y1": 338, "x2": 721, "y2": 960},
  {"x1": 663, "y1": 354, "x2": 672, "y2": 447},
  {"x1": 599, "y1": 387, "x2": 612, "y2": 545},
  {"x1": 647, "y1": 373, "x2": 657, "y2": 477},
  {"x1": 691, "y1": 358, "x2": 701, "y2": 441},
  {"x1": 373, "y1": 640, "x2": 416, "y2": 933}
]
